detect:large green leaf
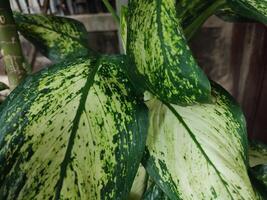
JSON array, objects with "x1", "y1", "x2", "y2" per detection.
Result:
[
  {"x1": 0, "y1": 56, "x2": 148, "y2": 199},
  {"x1": 127, "y1": 0, "x2": 211, "y2": 106},
  {"x1": 143, "y1": 82, "x2": 258, "y2": 199},
  {"x1": 226, "y1": 0, "x2": 267, "y2": 24},
  {"x1": 13, "y1": 12, "x2": 94, "y2": 63}
]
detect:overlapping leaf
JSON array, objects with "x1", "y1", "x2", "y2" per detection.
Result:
[
  {"x1": 249, "y1": 141, "x2": 267, "y2": 167},
  {"x1": 248, "y1": 141, "x2": 267, "y2": 197},
  {"x1": 226, "y1": 0, "x2": 267, "y2": 24},
  {"x1": 13, "y1": 12, "x2": 93, "y2": 62},
  {"x1": 0, "y1": 56, "x2": 148, "y2": 199},
  {"x1": 127, "y1": 0, "x2": 211, "y2": 105},
  {"x1": 143, "y1": 82, "x2": 257, "y2": 199}
]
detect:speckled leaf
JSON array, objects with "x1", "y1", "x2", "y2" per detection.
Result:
[
  {"x1": 248, "y1": 141, "x2": 267, "y2": 197},
  {"x1": 143, "y1": 82, "x2": 257, "y2": 199},
  {"x1": 250, "y1": 165, "x2": 267, "y2": 194},
  {"x1": 249, "y1": 141, "x2": 267, "y2": 167},
  {"x1": 127, "y1": 0, "x2": 211, "y2": 105},
  {"x1": 0, "y1": 56, "x2": 148, "y2": 199},
  {"x1": 226, "y1": 0, "x2": 267, "y2": 24},
  {"x1": 13, "y1": 12, "x2": 93, "y2": 63}
]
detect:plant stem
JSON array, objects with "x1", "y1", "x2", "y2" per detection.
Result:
[
  {"x1": 184, "y1": 0, "x2": 226, "y2": 41},
  {"x1": 0, "y1": 1, "x2": 27, "y2": 90},
  {"x1": 102, "y1": 0, "x2": 120, "y2": 24}
]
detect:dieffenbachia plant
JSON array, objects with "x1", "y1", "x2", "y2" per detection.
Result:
[{"x1": 1, "y1": 0, "x2": 267, "y2": 199}]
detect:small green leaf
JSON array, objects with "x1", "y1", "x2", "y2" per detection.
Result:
[
  {"x1": 127, "y1": 0, "x2": 211, "y2": 105},
  {"x1": 226, "y1": 0, "x2": 267, "y2": 24},
  {"x1": 0, "y1": 82, "x2": 9, "y2": 91},
  {"x1": 143, "y1": 82, "x2": 257, "y2": 199},
  {"x1": 0, "y1": 56, "x2": 148, "y2": 199},
  {"x1": 13, "y1": 12, "x2": 94, "y2": 63}
]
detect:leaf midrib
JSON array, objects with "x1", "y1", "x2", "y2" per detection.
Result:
[
  {"x1": 163, "y1": 101, "x2": 235, "y2": 200},
  {"x1": 54, "y1": 59, "x2": 99, "y2": 200}
]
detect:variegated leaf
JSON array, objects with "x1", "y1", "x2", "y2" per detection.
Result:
[
  {"x1": 127, "y1": 0, "x2": 211, "y2": 105},
  {"x1": 250, "y1": 165, "x2": 267, "y2": 195},
  {"x1": 248, "y1": 141, "x2": 267, "y2": 198},
  {"x1": 0, "y1": 56, "x2": 148, "y2": 199},
  {"x1": 249, "y1": 141, "x2": 267, "y2": 167},
  {"x1": 13, "y1": 12, "x2": 94, "y2": 63},
  {"x1": 143, "y1": 82, "x2": 258, "y2": 199},
  {"x1": 227, "y1": 0, "x2": 267, "y2": 24}
]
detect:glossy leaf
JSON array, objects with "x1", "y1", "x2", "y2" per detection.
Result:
[
  {"x1": 127, "y1": 0, "x2": 211, "y2": 105},
  {"x1": 143, "y1": 82, "x2": 257, "y2": 199},
  {"x1": 0, "y1": 56, "x2": 148, "y2": 199},
  {"x1": 13, "y1": 12, "x2": 93, "y2": 63},
  {"x1": 227, "y1": 0, "x2": 267, "y2": 24}
]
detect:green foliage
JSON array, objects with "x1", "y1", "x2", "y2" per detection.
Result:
[
  {"x1": 143, "y1": 83, "x2": 255, "y2": 199},
  {"x1": 0, "y1": 0, "x2": 267, "y2": 199},
  {"x1": 226, "y1": 0, "x2": 267, "y2": 24},
  {"x1": 0, "y1": 55, "x2": 148, "y2": 199},
  {"x1": 13, "y1": 12, "x2": 94, "y2": 63},
  {"x1": 127, "y1": 0, "x2": 211, "y2": 105}
]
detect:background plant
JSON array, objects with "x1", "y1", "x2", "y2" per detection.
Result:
[{"x1": 0, "y1": 0, "x2": 267, "y2": 199}]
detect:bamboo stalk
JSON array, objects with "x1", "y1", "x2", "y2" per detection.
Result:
[{"x1": 0, "y1": 1, "x2": 27, "y2": 90}]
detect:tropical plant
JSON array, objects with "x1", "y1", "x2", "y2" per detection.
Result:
[{"x1": 0, "y1": 0, "x2": 267, "y2": 199}]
